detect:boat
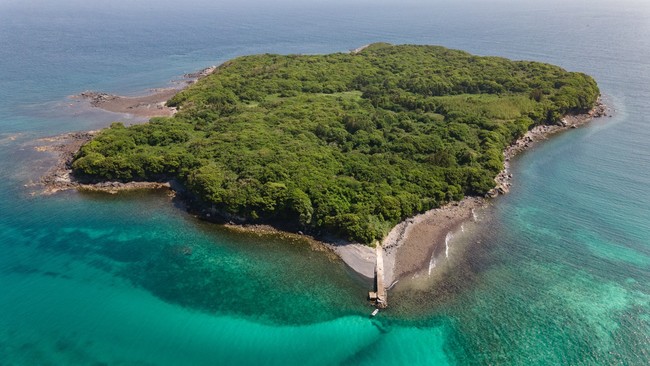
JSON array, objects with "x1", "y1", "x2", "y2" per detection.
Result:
[{"x1": 371, "y1": 309, "x2": 379, "y2": 317}]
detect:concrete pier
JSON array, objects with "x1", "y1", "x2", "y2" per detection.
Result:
[{"x1": 369, "y1": 241, "x2": 388, "y2": 308}]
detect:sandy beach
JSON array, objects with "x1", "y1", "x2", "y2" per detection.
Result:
[{"x1": 382, "y1": 197, "x2": 484, "y2": 284}]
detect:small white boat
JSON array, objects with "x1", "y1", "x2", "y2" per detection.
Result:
[{"x1": 371, "y1": 309, "x2": 379, "y2": 317}]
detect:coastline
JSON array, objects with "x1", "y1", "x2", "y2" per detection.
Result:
[
  {"x1": 378, "y1": 98, "x2": 609, "y2": 284},
  {"x1": 75, "y1": 89, "x2": 179, "y2": 118},
  {"x1": 351, "y1": 44, "x2": 370, "y2": 54},
  {"x1": 35, "y1": 131, "x2": 171, "y2": 195},
  {"x1": 34, "y1": 65, "x2": 217, "y2": 193},
  {"x1": 36, "y1": 69, "x2": 608, "y2": 291},
  {"x1": 73, "y1": 66, "x2": 217, "y2": 118},
  {"x1": 382, "y1": 197, "x2": 484, "y2": 285},
  {"x1": 488, "y1": 99, "x2": 608, "y2": 198}
]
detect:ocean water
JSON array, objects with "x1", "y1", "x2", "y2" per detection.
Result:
[{"x1": 1, "y1": 0, "x2": 649, "y2": 364}]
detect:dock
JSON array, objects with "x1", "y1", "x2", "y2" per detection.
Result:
[{"x1": 368, "y1": 241, "x2": 388, "y2": 308}]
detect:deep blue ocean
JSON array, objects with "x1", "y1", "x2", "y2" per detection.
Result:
[{"x1": 1, "y1": 0, "x2": 648, "y2": 364}]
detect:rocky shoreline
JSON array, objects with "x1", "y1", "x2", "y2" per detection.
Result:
[
  {"x1": 76, "y1": 90, "x2": 179, "y2": 118},
  {"x1": 74, "y1": 66, "x2": 216, "y2": 118},
  {"x1": 488, "y1": 99, "x2": 608, "y2": 198},
  {"x1": 350, "y1": 44, "x2": 370, "y2": 54},
  {"x1": 36, "y1": 131, "x2": 172, "y2": 195},
  {"x1": 36, "y1": 65, "x2": 219, "y2": 192}
]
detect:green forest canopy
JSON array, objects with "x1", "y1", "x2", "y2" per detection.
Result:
[{"x1": 72, "y1": 43, "x2": 599, "y2": 244}]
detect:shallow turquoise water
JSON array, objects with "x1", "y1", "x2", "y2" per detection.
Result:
[{"x1": 1, "y1": 0, "x2": 649, "y2": 364}]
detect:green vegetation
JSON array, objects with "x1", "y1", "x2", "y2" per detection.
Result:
[{"x1": 72, "y1": 44, "x2": 599, "y2": 244}]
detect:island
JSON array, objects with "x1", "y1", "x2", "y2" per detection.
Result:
[{"x1": 43, "y1": 43, "x2": 605, "y2": 306}]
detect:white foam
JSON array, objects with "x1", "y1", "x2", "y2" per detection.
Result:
[
  {"x1": 428, "y1": 255, "x2": 436, "y2": 276},
  {"x1": 445, "y1": 231, "x2": 453, "y2": 258}
]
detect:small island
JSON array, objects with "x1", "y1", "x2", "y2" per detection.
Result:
[
  {"x1": 44, "y1": 44, "x2": 605, "y2": 305},
  {"x1": 70, "y1": 44, "x2": 599, "y2": 240}
]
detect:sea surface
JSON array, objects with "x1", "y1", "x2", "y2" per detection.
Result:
[{"x1": 1, "y1": 0, "x2": 648, "y2": 364}]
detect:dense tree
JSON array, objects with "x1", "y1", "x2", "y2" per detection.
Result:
[{"x1": 72, "y1": 44, "x2": 599, "y2": 244}]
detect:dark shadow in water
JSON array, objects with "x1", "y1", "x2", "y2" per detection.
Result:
[{"x1": 37, "y1": 189, "x2": 374, "y2": 325}]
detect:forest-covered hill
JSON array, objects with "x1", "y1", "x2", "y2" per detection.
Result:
[{"x1": 72, "y1": 43, "x2": 599, "y2": 243}]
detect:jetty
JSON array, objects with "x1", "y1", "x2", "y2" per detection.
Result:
[{"x1": 368, "y1": 242, "x2": 388, "y2": 308}]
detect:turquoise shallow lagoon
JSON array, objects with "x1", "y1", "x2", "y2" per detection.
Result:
[{"x1": 1, "y1": 0, "x2": 648, "y2": 364}]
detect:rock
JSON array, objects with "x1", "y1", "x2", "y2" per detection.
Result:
[{"x1": 183, "y1": 66, "x2": 217, "y2": 79}]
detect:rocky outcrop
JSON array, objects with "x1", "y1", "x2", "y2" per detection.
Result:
[
  {"x1": 37, "y1": 131, "x2": 95, "y2": 191},
  {"x1": 183, "y1": 65, "x2": 217, "y2": 80},
  {"x1": 36, "y1": 131, "x2": 172, "y2": 195},
  {"x1": 79, "y1": 91, "x2": 118, "y2": 107},
  {"x1": 350, "y1": 44, "x2": 370, "y2": 54}
]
